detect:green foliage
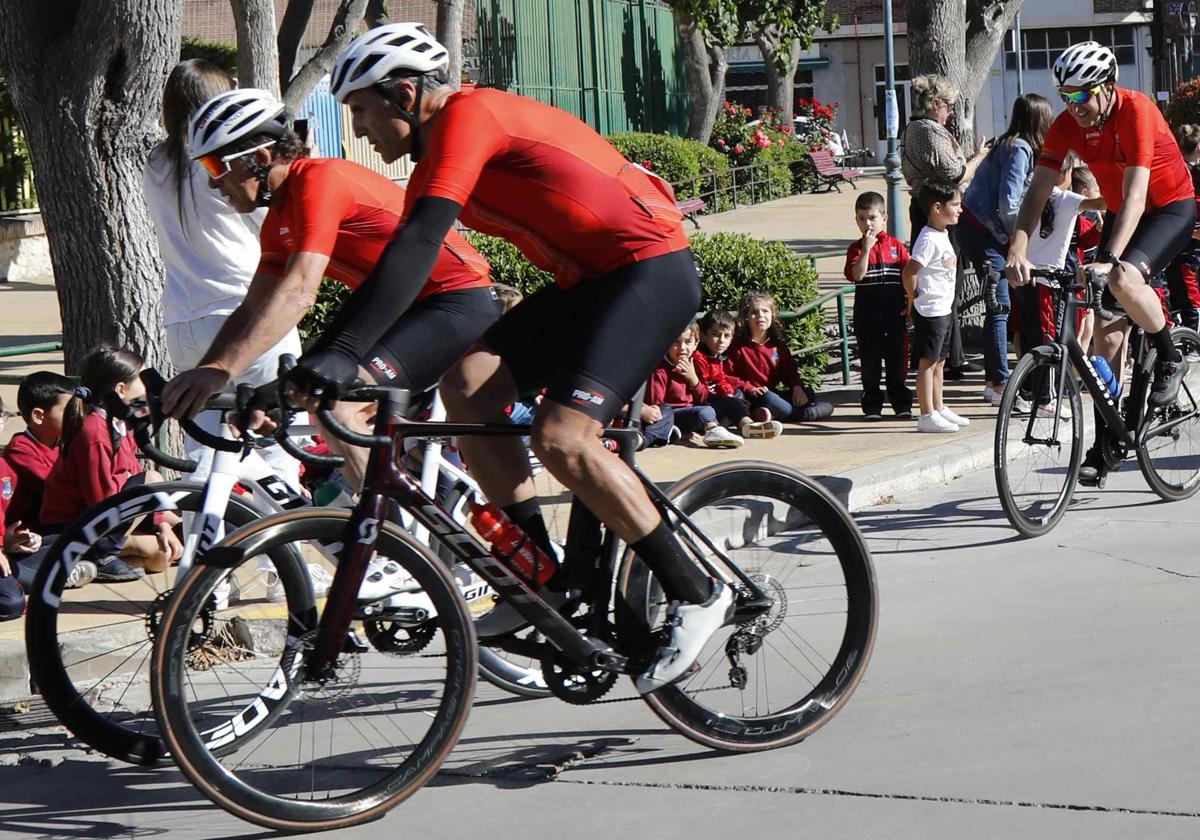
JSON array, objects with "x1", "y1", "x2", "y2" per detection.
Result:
[
  {"x1": 296, "y1": 232, "x2": 830, "y2": 382},
  {"x1": 1167, "y1": 78, "x2": 1200, "y2": 131},
  {"x1": 758, "y1": 140, "x2": 817, "y2": 197},
  {"x1": 463, "y1": 232, "x2": 556, "y2": 296},
  {"x1": 180, "y1": 37, "x2": 239, "y2": 77},
  {"x1": 689, "y1": 232, "x2": 827, "y2": 381},
  {"x1": 298, "y1": 280, "x2": 350, "y2": 345},
  {"x1": 606, "y1": 132, "x2": 731, "y2": 208},
  {"x1": 0, "y1": 74, "x2": 35, "y2": 211}
]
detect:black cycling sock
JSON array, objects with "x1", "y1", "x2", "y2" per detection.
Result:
[
  {"x1": 1152, "y1": 326, "x2": 1183, "y2": 363},
  {"x1": 503, "y1": 499, "x2": 556, "y2": 562},
  {"x1": 631, "y1": 522, "x2": 714, "y2": 605}
]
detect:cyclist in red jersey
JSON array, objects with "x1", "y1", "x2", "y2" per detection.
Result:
[
  {"x1": 1006, "y1": 41, "x2": 1194, "y2": 484},
  {"x1": 161, "y1": 88, "x2": 499, "y2": 486},
  {"x1": 289, "y1": 23, "x2": 731, "y2": 692}
]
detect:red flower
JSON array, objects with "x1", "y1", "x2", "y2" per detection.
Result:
[
  {"x1": 777, "y1": 138, "x2": 785, "y2": 146},
  {"x1": 735, "y1": 143, "x2": 745, "y2": 154},
  {"x1": 641, "y1": 159, "x2": 654, "y2": 170}
]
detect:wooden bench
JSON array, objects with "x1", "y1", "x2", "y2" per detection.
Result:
[
  {"x1": 807, "y1": 150, "x2": 862, "y2": 193},
  {"x1": 675, "y1": 197, "x2": 707, "y2": 229}
]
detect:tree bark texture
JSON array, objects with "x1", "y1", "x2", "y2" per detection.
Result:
[
  {"x1": 436, "y1": 0, "x2": 466, "y2": 89},
  {"x1": 755, "y1": 25, "x2": 802, "y2": 124},
  {"x1": 280, "y1": 0, "x2": 370, "y2": 112},
  {"x1": 366, "y1": 0, "x2": 390, "y2": 28},
  {"x1": 277, "y1": 0, "x2": 317, "y2": 89},
  {"x1": 231, "y1": 0, "x2": 281, "y2": 96},
  {"x1": 906, "y1": 0, "x2": 1021, "y2": 148},
  {"x1": 0, "y1": 0, "x2": 181, "y2": 373},
  {"x1": 677, "y1": 10, "x2": 727, "y2": 142}
]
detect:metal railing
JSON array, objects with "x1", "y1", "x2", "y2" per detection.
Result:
[
  {"x1": 671, "y1": 161, "x2": 789, "y2": 214},
  {"x1": 782, "y1": 285, "x2": 855, "y2": 385}
]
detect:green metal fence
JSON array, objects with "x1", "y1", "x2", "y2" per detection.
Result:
[{"x1": 476, "y1": 0, "x2": 689, "y2": 136}]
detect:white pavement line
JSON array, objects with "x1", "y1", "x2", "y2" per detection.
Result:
[{"x1": 552, "y1": 778, "x2": 1200, "y2": 821}]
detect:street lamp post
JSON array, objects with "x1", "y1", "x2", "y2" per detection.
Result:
[
  {"x1": 883, "y1": 0, "x2": 905, "y2": 241},
  {"x1": 1014, "y1": 11, "x2": 1024, "y2": 96}
]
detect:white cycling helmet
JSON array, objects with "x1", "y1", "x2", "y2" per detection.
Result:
[
  {"x1": 1053, "y1": 41, "x2": 1119, "y2": 89},
  {"x1": 188, "y1": 88, "x2": 288, "y2": 159},
  {"x1": 330, "y1": 22, "x2": 449, "y2": 103}
]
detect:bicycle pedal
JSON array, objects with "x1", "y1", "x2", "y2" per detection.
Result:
[{"x1": 342, "y1": 630, "x2": 370, "y2": 654}]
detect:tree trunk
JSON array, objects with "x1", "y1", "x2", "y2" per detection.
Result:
[
  {"x1": 230, "y1": 0, "x2": 281, "y2": 96},
  {"x1": 436, "y1": 0, "x2": 466, "y2": 90},
  {"x1": 281, "y1": 0, "x2": 370, "y2": 112},
  {"x1": 907, "y1": 0, "x2": 1021, "y2": 149},
  {"x1": 677, "y1": 10, "x2": 727, "y2": 143},
  {"x1": 755, "y1": 25, "x2": 801, "y2": 124},
  {"x1": 366, "y1": 0, "x2": 390, "y2": 28},
  {"x1": 277, "y1": 0, "x2": 316, "y2": 90},
  {"x1": 0, "y1": 0, "x2": 180, "y2": 373}
]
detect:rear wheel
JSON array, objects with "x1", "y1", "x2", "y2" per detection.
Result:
[
  {"x1": 616, "y1": 462, "x2": 877, "y2": 752},
  {"x1": 151, "y1": 509, "x2": 475, "y2": 832},
  {"x1": 994, "y1": 350, "x2": 1084, "y2": 537},
  {"x1": 1137, "y1": 327, "x2": 1200, "y2": 500}
]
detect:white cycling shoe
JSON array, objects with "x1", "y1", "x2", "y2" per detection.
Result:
[
  {"x1": 635, "y1": 580, "x2": 735, "y2": 694},
  {"x1": 357, "y1": 557, "x2": 419, "y2": 603}
]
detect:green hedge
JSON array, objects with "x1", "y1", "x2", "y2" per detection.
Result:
[
  {"x1": 463, "y1": 232, "x2": 555, "y2": 295},
  {"x1": 758, "y1": 142, "x2": 819, "y2": 196},
  {"x1": 181, "y1": 37, "x2": 239, "y2": 76},
  {"x1": 689, "y1": 232, "x2": 827, "y2": 383},
  {"x1": 607, "y1": 132, "x2": 733, "y2": 211},
  {"x1": 298, "y1": 279, "x2": 349, "y2": 344}
]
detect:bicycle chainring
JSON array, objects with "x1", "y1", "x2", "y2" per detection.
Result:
[
  {"x1": 362, "y1": 618, "x2": 437, "y2": 655},
  {"x1": 541, "y1": 649, "x2": 619, "y2": 705},
  {"x1": 146, "y1": 588, "x2": 215, "y2": 652}
]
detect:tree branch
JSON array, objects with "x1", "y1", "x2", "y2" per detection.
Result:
[
  {"x1": 365, "y1": 0, "x2": 388, "y2": 28},
  {"x1": 277, "y1": 0, "x2": 316, "y2": 90},
  {"x1": 282, "y1": 0, "x2": 369, "y2": 111}
]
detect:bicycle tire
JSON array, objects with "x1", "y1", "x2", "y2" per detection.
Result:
[
  {"x1": 994, "y1": 351, "x2": 1084, "y2": 537},
  {"x1": 438, "y1": 484, "x2": 550, "y2": 698},
  {"x1": 151, "y1": 509, "x2": 476, "y2": 832},
  {"x1": 1137, "y1": 327, "x2": 1200, "y2": 501},
  {"x1": 26, "y1": 480, "x2": 290, "y2": 765},
  {"x1": 615, "y1": 461, "x2": 877, "y2": 752}
]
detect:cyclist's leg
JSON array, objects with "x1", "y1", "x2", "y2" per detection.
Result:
[{"x1": 337, "y1": 287, "x2": 503, "y2": 491}]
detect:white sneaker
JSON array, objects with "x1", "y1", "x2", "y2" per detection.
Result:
[
  {"x1": 916, "y1": 412, "x2": 958, "y2": 433},
  {"x1": 1012, "y1": 395, "x2": 1032, "y2": 414},
  {"x1": 741, "y1": 419, "x2": 783, "y2": 439},
  {"x1": 636, "y1": 581, "x2": 735, "y2": 694},
  {"x1": 265, "y1": 562, "x2": 333, "y2": 603},
  {"x1": 64, "y1": 560, "x2": 97, "y2": 589},
  {"x1": 702, "y1": 426, "x2": 744, "y2": 448},
  {"x1": 357, "y1": 556, "x2": 419, "y2": 603},
  {"x1": 982, "y1": 387, "x2": 1002, "y2": 406},
  {"x1": 938, "y1": 406, "x2": 970, "y2": 427},
  {"x1": 1037, "y1": 400, "x2": 1072, "y2": 420}
]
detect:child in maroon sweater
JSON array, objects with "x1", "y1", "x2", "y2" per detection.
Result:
[
  {"x1": 641, "y1": 324, "x2": 744, "y2": 448},
  {"x1": 0, "y1": 395, "x2": 49, "y2": 618},
  {"x1": 728, "y1": 292, "x2": 834, "y2": 423},
  {"x1": 4, "y1": 371, "x2": 73, "y2": 533},
  {"x1": 695, "y1": 310, "x2": 781, "y2": 438},
  {"x1": 41, "y1": 346, "x2": 182, "y2": 583}
]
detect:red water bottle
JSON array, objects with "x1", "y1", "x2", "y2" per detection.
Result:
[{"x1": 468, "y1": 501, "x2": 558, "y2": 586}]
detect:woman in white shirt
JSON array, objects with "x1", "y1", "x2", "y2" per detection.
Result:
[{"x1": 143, "y1": 60, "x2": 303, "y2": 487}]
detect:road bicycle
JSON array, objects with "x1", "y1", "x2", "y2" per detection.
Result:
[
  {"x1": 994, "y1": 267, "x2": 1200, "y2": 537},
  {"x1": 149, "y1": 357, "x2": 879, "y2": 832},
  {"x1": 26, "y1": 375, "x2": 549, "y2": 767}
]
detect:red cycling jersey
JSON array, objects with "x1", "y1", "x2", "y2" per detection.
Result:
[
  {"x1": 257, "y1": 157, "x2": 490, "y2": 300},
  {"x1": 1038, "y1": 87, "x2": 1193, "y2": 214},
  {"x1": 403, "y1": 88, "x2": 690, "y2": 289}
]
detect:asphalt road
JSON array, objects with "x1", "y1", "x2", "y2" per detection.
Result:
[{"x1": 4, "y1": 460, "x2": 1200, "y2": 839}]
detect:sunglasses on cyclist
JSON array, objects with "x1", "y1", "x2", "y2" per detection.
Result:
[
  {"x1": 196, "y1": 141, "x2": 276, "y2": 180},
  {"x1": 1058, "y1": 86, "x2": 1103, "y2": 106}
]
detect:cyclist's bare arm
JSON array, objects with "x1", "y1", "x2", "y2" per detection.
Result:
[
  {"x1": 162, "y1": 252, "x2": 328, "y2": 418},
  {"x1": 1098, "y1": 166, "x2": 1150, "y2": 263},
  {"x1": 1007, "y1": 165, "x2": 1061, "y2": 284},
  {"x1": 199, "y1": 252, "x2": 329, "y2": 376}
]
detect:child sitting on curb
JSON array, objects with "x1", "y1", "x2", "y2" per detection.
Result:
[
  {"x1": 40, "y1": 345, "x2": 183, "y2": 582},
  {"x1": 727, "y1": 291, "x2": 834, "y2": 423},
  {"x1": 4, "y1": 371, "x2": 74, "y2": 535},
  {"x1": 695, "y1": 310, "x2": 782, "y2": 438},
  {"x1": 641, "y1": 323, "x2": 744, "y2": 448}
]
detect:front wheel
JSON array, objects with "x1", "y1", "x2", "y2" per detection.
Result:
[
  {"x1": 616, "y1": 461, "x2": 877, "y2": 752},
  {"x1": 1137, "y1": 327, "x2": 1200, "y2": 500},
  {"x1": 151, "y1": 509, "x2": 476, "y2": 832},
  {"x1": 994, "y1": 350, "x2": 1084, "y2": 538}
]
